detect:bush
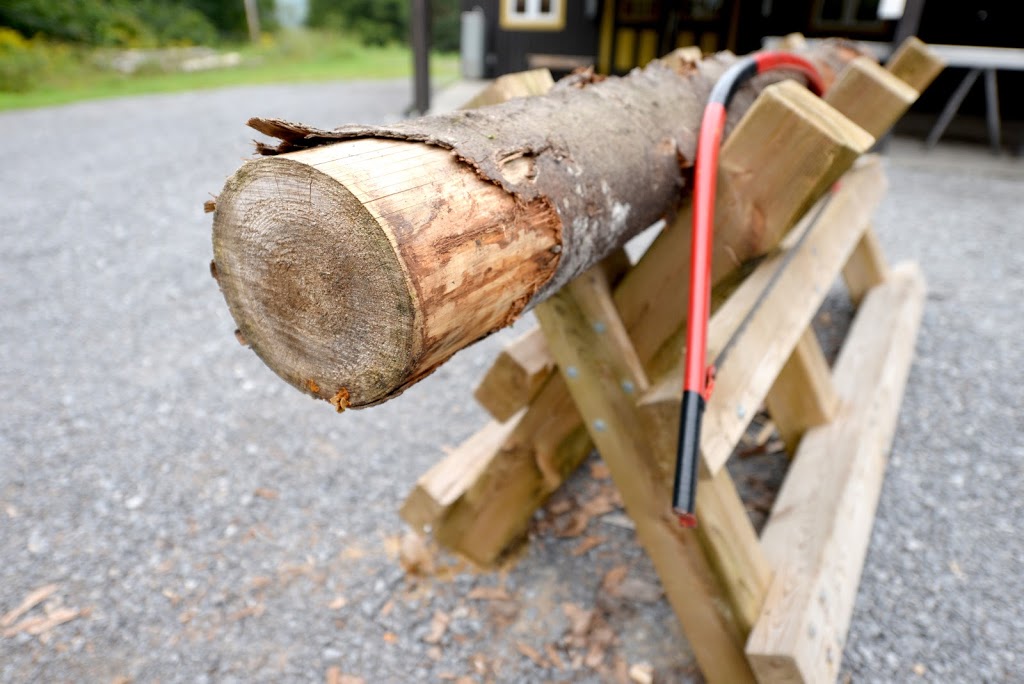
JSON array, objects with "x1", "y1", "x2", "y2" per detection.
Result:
[
  {"x1": 181, "y1": 0, "x2": 277, "y2": 40},
  {"x1": 0, "y1": 27, "x2": 47, "y2": 91},
  {"x1": 431, "y1": 0, "x2": 460, "y2": 53},
  {"x1": 135, "y1": 2, "x2": 219, "y2": 47},
  {"x1": 0, "y1": 0, "x2": 261, "y2": 47},
  {"x1": 308, "y1": 0, "x2": 458, "y2": 50}
]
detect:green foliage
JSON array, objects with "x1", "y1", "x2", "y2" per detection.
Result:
[
  {"x1": 0, "y1": 27, "x2": 47, "y2": 91},
  {"x1": 309, "y1": 0, "x2": 406, "y2": 46},
  {"x1": 136, "y1": 2, "x2": 219, "y2": 46},
  {"x1": 432, "y1": 5, "x2": 460, "y2": 54},
  {"x1": 0, "y1": 0, "x2": 270, "y2": 47},
  {"x1": 1, "y1": 0, "x2": 147, "y2": 46},
  {"x1": 180, "y1": 0, "x2": 277, "y2": 40},
  {"x1": 308, "y1": 0, "x2": 460, "y2": 51}
]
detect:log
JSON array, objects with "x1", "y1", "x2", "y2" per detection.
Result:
[{"x1": 211, "y1": 43, "x2": 862, "y2": 409}]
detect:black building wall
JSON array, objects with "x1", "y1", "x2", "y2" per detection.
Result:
[{"x1": 462, "y1": 0, "x2": 602, "y2": 77}]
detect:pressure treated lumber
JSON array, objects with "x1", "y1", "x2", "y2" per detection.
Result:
[
  {"x1": 399, "y1": 416, "x2": 521, "y2": 530},
  {"x1": 212, "y1": 43, "x2": 860, "y2": 408},
  {"x1": 402, "y1": 356, "x2": 592, "y2": 566},
  {"x1": 640, "y1": 402, "x2": 772, "y2": 638},
  {"x1": 824, "y1": 56, "x2": 917, "y2": 138},
  {"x1": 474, "y1": 251, "x2": 627, "y2": 422},
  {"x1": 886, "y1": 35, "x2": 945, "y2": 93},
  {"x1": 764, "y1": 329, "x2": 839, "y2": 455},
  {"x1": 473, "y1": 331, "x2": 555, "y2": 423},
  {"x1": 842, "y1": 226, "x2": 889, "y2": 305},
  {"x1": 404, "y1": 80, "x2": 872, "y2": 564},
  {"x1": 535, "y1": 267, "x2": 755, "y2": 684},
  {"x1": 746, "y1": 263, "x2": 926, "y2": 683},
  {"x1": 460, "y1": 68, "x2": 554, "y2": 109}
]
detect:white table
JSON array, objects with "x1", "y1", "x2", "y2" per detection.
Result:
[{"x1": 922, "y1": 44, "x2": 1024, "y2": 153}]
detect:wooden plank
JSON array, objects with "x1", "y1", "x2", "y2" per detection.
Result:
[
  {"x1": 825, "y1": 56, "x2": 918, "y2": 139},
  {"x1": 473, "y1": 250, "x2": 629, "y2": 422},
  {"x1": 842, "y1": 227, "x2": 889, "y2": 305},
  {"x1": 886, "y1": 36, "x2": 946, "y2": 93},
  {"x1": 764, "y1": 329, "x2": 839, "y2": 456},
  {"x1": 746, "y1": 263, "x2": 926, "y2": 683},
  {"x1": 473, "y1": 330, "x2": 555, "y2": 422},
  {"x1": 460, "y1": 68, "x2": 555, "y2": 109},
  {"x1": 535, "y1": 267, "x2": 755, "y2": 684},
  {"x1": 660, "y1": 46, "x2": 704, "y2": 70},
  {"x1": 778, "y1": 33, "x2": 808, "y2": 51},
  {"x1": 406, "y1": 80, "x2": 873, "y2": 565},
  {"x1": 640, "y1": 387, "x2": 772, "y2": 639},
  {"x1": 642, "y1": 157, "x2": 887, "y2": 475},
  {"x1": 400, "y1": 416, "x2": 521, "y2": 530},
  {"x1": 418, "y1": 373, "x2": 592, "y2": 566}
]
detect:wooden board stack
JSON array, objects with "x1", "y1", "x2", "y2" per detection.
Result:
[{"x1": 399, "y1": 37, "x2": 944, "y2": 683}]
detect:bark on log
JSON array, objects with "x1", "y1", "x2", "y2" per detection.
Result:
[{"x1": 211, "y1": 43, "x2": 862, "y2": 409}]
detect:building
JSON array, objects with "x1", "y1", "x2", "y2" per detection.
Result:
[{"x1": 460, "y1": 1, "x2": 1023, "y2": 123}]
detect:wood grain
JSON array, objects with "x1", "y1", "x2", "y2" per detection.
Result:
[
  {"x1": 536, "y1": 267, "x2": 755, "y2": 684},
  {"x1": 886, "y1": 36, "x2": 945, "y2": 93},
  {"x1": 746, "y1": 263, "x2": 926, "y2": 683}
]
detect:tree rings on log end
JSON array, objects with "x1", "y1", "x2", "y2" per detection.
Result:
[
  {"x1": 212, "y1": 139, "x2": 562, "y2": 409},
  {"x1": 212, "y1": 156, "x2": 418, "y2": 408}
]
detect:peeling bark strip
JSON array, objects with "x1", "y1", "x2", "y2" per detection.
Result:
[{"x1": 212, "y1": 43, "x2": 862, "y2": 409}]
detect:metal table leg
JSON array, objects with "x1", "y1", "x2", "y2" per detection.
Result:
[
  {"x1": 926, "y1": 67, "x2": 981, "y2": 148},
  {"x1": 984, "y1": 68, "x2": 1002, "y2": 154}
]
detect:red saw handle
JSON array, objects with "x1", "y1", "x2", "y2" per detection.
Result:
[{"x1": 673, "y1": 52, "x2": 824, "y2": 528}]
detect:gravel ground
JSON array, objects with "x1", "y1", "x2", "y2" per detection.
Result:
[{"x1": 0, "y1": 81, "x2": 1021, "y2": 683}]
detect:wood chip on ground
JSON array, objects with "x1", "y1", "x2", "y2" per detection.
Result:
[
  {"x1": 571, "y1": 535, "x2": 606, "y2": 557},
  {"x1": 398, "y1": 530, "x2": 435, "y2": 576},
  {"x1": 466, "y1": 585, "x2": 511, "y2": 601},
  {"x1": 515, "y1": 641, "x2": 547, "y2": 667},
  {"x1": 629, "y1": 662, "x2": 654, "y2": 684},
  {"x1": 1, "y1": 584, "x2": 59, "y2": 627},
  {"x1": 601, "y1": 565, "x2": 628, "y2": 593},
  {"x1": 545, "y1": 643, "x2": 566, "y2": 669},
  {"x1": 422, "y1": 610, "x2": 450, "y2": 644}
]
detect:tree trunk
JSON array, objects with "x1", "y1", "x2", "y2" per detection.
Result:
[{"x1": 211, "y1": 43, "x2": 862, "y2": 409}]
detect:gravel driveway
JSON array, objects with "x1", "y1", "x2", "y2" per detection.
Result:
[{"x1": 0, "y1": 81, "x2": 1021, "y2": 683}]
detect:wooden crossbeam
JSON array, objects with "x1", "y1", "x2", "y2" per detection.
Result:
[
  {"x1": 473, "y1": 331, "x2": 554, "y2": 423},
  {"x1": 640, "y1": 400, "x2": 772, "y2": 637},
  {"x1": 474, "y1": 251, "x2": 629, "y2": 422},
  {"x1": 535, "y1": 267, "x2": 756, "y2": 684},
  {"x1": 764, "y1": 329, "x2": 839, "y2": 456},
  {"x1": 745, "y1": 264, "x2": 926, "y2": 682},
  {"x1": 825, "y1": 57, "x2": 918, "y2": 139},
  {"x1": 460, "y1": 68, "x2": 555, "y2": 109},
  {"x1": 886, "y1": 36, "x2": 946, "y2": 93},
  {"x1": 842, "y1": 226, "x2": 889, "y2": 305}
]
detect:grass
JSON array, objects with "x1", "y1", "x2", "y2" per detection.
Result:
[{"x1": 0, "y1": 30, "x2": 459, "y2": 111}]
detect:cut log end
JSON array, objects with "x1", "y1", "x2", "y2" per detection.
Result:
[{"x1": 212, "y1": 156, "x2": 418, "y2": 407}]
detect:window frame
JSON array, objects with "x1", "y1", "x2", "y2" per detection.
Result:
[{"x1": 500, "y1": 0, "x2": 568, "y2": 31}]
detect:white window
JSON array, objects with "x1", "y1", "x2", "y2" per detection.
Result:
[{"x1": 501, "y1": 0, "x2": 566, "y2": 31}]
